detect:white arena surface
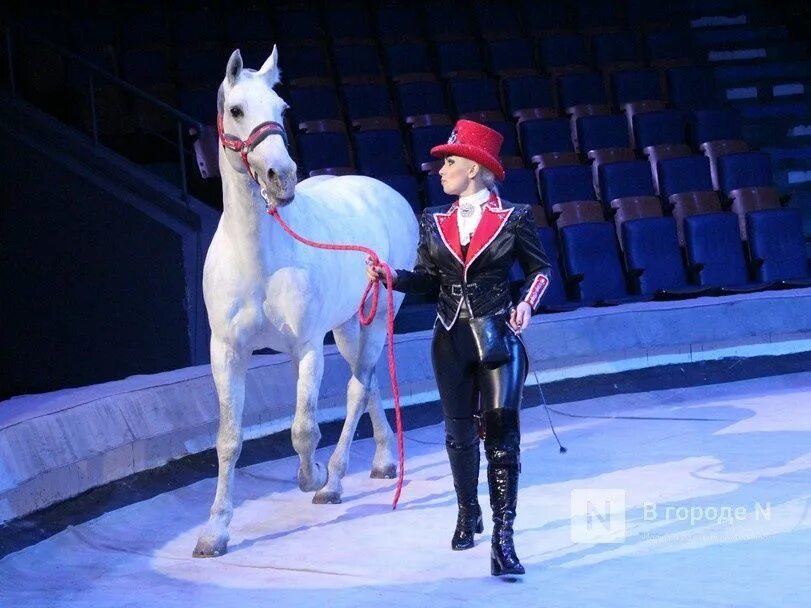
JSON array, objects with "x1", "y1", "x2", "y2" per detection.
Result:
[{"x1": 2, "y1": 370, "x2": 810, "y2": 608}]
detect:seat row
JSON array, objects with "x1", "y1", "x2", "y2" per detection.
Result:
[{"x1": 510, "y1": 206, "x2": 810, "y2": 311}]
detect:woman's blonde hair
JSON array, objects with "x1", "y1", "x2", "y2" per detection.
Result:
[{"x1": 480, "y1": 167, "x2": 500, "y2": 196}]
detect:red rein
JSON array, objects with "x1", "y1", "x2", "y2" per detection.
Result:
[{"x1": 267, "y1": 207, "x2": 406, "y2": 509}]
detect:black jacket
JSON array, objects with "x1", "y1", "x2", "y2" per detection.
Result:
[{"x1": 395, "y1": 195, "x2": 552, "y2": 329}]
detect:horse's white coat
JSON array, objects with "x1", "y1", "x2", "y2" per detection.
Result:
[{"x1": 193, "y1": 48, "x2": 418, "y2": 557}]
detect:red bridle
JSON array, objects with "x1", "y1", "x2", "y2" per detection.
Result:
[{"x1": 216, "y1": 113, "x2": 289, "y2": 180}]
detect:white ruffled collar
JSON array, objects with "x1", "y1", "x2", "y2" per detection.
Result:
[{"x1": 458, "y1": 188, "x2": 490, "y2": 208}]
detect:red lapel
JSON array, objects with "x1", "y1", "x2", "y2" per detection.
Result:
[
  {"x1": 465, "y1": 195, "x2": 513, "y2": 270},
  {"x1": 433, "y1": 204, "x2": 464, "y2": 266}
]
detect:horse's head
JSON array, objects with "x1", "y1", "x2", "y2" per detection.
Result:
[{"x1": 218, "y1": 46, "x2": 298, "y2": 208}]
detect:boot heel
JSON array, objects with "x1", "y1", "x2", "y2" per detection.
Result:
[{"x1": 490, "y1": 553, "x2": 502, "y2": 576}]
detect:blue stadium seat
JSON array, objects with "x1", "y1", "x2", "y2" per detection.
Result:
[
  {"x1": 333, "y1": 42, "x2": 384, "y2": 83},
  {"x1": 560, "y1": 221, "x2": 630, "y2": 303},
  {"x1": 276, "y1": 43, "x2": 330, "y2": 83},
  {"x1": 599, "y1": 160, "x2": 657, "y2": 205},
  {"x1": 622, "y1": 217, "x2": 692, "y2": 295},
  {"x1": 519, "y1": 118, "x2": 574, "y2": 165},
  {"x1": 558, "y1": 72, "x2": 608, "y2": 110},
  {"x1": 486, "y1": 38, "x2": 536, "y2": 75},
  {"x1": 341, "y1": 83, "x2": 394, "y2": 122},
  {"x1": 289, "y1": 85, "x2": 342, "y2": 125},
  {"x1": 448, "y1": 77, "x2": 504, "y2": 118},
  {"x1": 437, "y1": 40, "x2": 485, "y2": 78},
  {"x1": 746, "y1": 208, "x2": 811, "y2": 284},
  {"x1": 690, "y1": 108, "x2": 743, "y2": 148},
  {"x1": 592, "y1": 31, "x2": 644, "y2": 69},
  {"x1": 296, "y1": 130, "x2": 353, "y2": 175},
  {"x1": 633, "y1": 109, "x2": 687, "y2": 151},
  {"x1": 500, "y1": 168, "x2": 540, "y2": 206},
  {"x1": 684, "y1": 212, "x2": 753, "y2": 289},
  {"x1": 538, "y1": 164, "x2": 597, "y2": 212},
  {"x1": 716, "y1": 151, "x2": 774, "y2": 197},
  {"x1": 657, "y1": 155, "x2": 714, "y2": 200},
  {"x1": 384, "y1": 42, "x2": 435, "y2": 80},
  {"x1": 354, "y1": 129, "x2": 408, "y2": 177},
  {"x1": 612, "y1": 69, "x2": 663, "y2": 107},
  {"x1": 539, "y1": 34, "x2": 589, "y2": 73},
  {"x1": 577, "y1": 114, "x2": 631, "y2": 154},
  {"x1": 501, "y1": 75, "x2": 555, "y2": 117},
  {"x1": 395, "y1": 80, "x2": 449, "y2": 120}
]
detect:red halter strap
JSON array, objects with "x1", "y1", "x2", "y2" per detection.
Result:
[{"x1": 217, "y1": 113, "x2": 289, "y2": 179}]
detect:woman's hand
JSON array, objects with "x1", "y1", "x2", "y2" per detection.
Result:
[
  {"x1": 509, "y1": 302, "x2": 532, "y2": 333},
  {"x1": 366, "y1": 258, "x2": 397, "y2": 285}
]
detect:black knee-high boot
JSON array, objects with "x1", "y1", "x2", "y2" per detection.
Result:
[
  {"x1": 484, "y1": 409, "x2": 524, "y2": 576},
  {"x1": 446, "y1": 439, "x2": 484, "y2": 550}
]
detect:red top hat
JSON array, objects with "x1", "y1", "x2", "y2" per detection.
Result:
[{"x1": 430, "y1": 119, "x2": 505, "y2": 181}]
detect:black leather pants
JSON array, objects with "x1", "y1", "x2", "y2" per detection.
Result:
[
  {"x1": 431, "y1": 315, "x2": 527, "y2": 449},
  {"x1": 434, "y1": 313, "x2": 527, "y2": 566}
]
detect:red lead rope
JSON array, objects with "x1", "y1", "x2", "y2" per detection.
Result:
[{"x1": 267, "y1": 206, "x2": 406, "y2": 509}]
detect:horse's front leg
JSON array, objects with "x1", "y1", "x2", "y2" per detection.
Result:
[
  {"x1": 292, "y1": 343, "x2": 329, "y2": 493},
  {"x1": 193, "y1": 338, "x2": 249, "y2": 558}
]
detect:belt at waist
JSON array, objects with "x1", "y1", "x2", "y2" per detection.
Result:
[{"x1": 441, "y1": 282, "x2": 480, "y2": 297}]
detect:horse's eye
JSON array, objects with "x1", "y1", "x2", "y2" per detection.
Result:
[{"x1": 230, "y1": 106, "x2": 243, "y2": 118}]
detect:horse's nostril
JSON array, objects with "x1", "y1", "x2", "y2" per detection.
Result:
[{"x1": 267, "y1": 168, "x2": 276, "y2": 180}]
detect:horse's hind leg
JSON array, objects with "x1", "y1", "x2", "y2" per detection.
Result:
[
  {"x1": 366, "y1": 373, "x2": 397, "y2": 480},
  {"x1": 363, "y1": 312, "x2": 398, "y2": 479},
  {"x1": 292, "y1": 342, "x2": 329, "y2": 493},
  {"x1": 312, "y1": 314, "x2": 396, "y2": 504},
  {"x1": 194, "y1": 338, "x2": 249, "y2": 558}
]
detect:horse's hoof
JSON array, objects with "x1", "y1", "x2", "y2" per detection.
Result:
[
  {"x1": 370, "y1": 464, "x2": 397, "y2": 479},
  {"x1": 192, "y1": 536, "x2": 228, "y2": 558},
  {"x1": 312, "y1": 490, "x2": 342, "y2": 504},
  {"x1": 298, "y1": 462, "x2": 328, "y2": 492}
]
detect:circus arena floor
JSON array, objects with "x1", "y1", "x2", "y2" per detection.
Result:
[{"x1": 1, "y1": 370, "x2": 810, "y2": 607}]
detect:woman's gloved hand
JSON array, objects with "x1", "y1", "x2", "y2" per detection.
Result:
[{"x1": 365, "y1": 257, "x2": 397, "y2": 286}]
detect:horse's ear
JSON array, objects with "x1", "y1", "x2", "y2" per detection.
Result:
[
  {"x1": 257, "y1": 45, "x2": 280, "y2": 87},
  {"x1": 225, "y1": 49, "x2": 243, "y2": 87}
]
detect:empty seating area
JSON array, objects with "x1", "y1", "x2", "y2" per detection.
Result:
[{"x1": 7, "y1": 0, "x2": 811, "y2": 315}]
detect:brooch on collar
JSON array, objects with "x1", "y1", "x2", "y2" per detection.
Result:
[{"x1": 459, "y1": 200, "x2": 475, "y2": 218}]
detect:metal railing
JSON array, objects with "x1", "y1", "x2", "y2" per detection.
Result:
[{"x1": 3, "y1": 20, "x2": 206, "y2": 199}]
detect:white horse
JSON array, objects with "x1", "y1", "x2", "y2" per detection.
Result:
[{"x1": 193, "y1": 47, "x2": 419, "y2": 557}]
